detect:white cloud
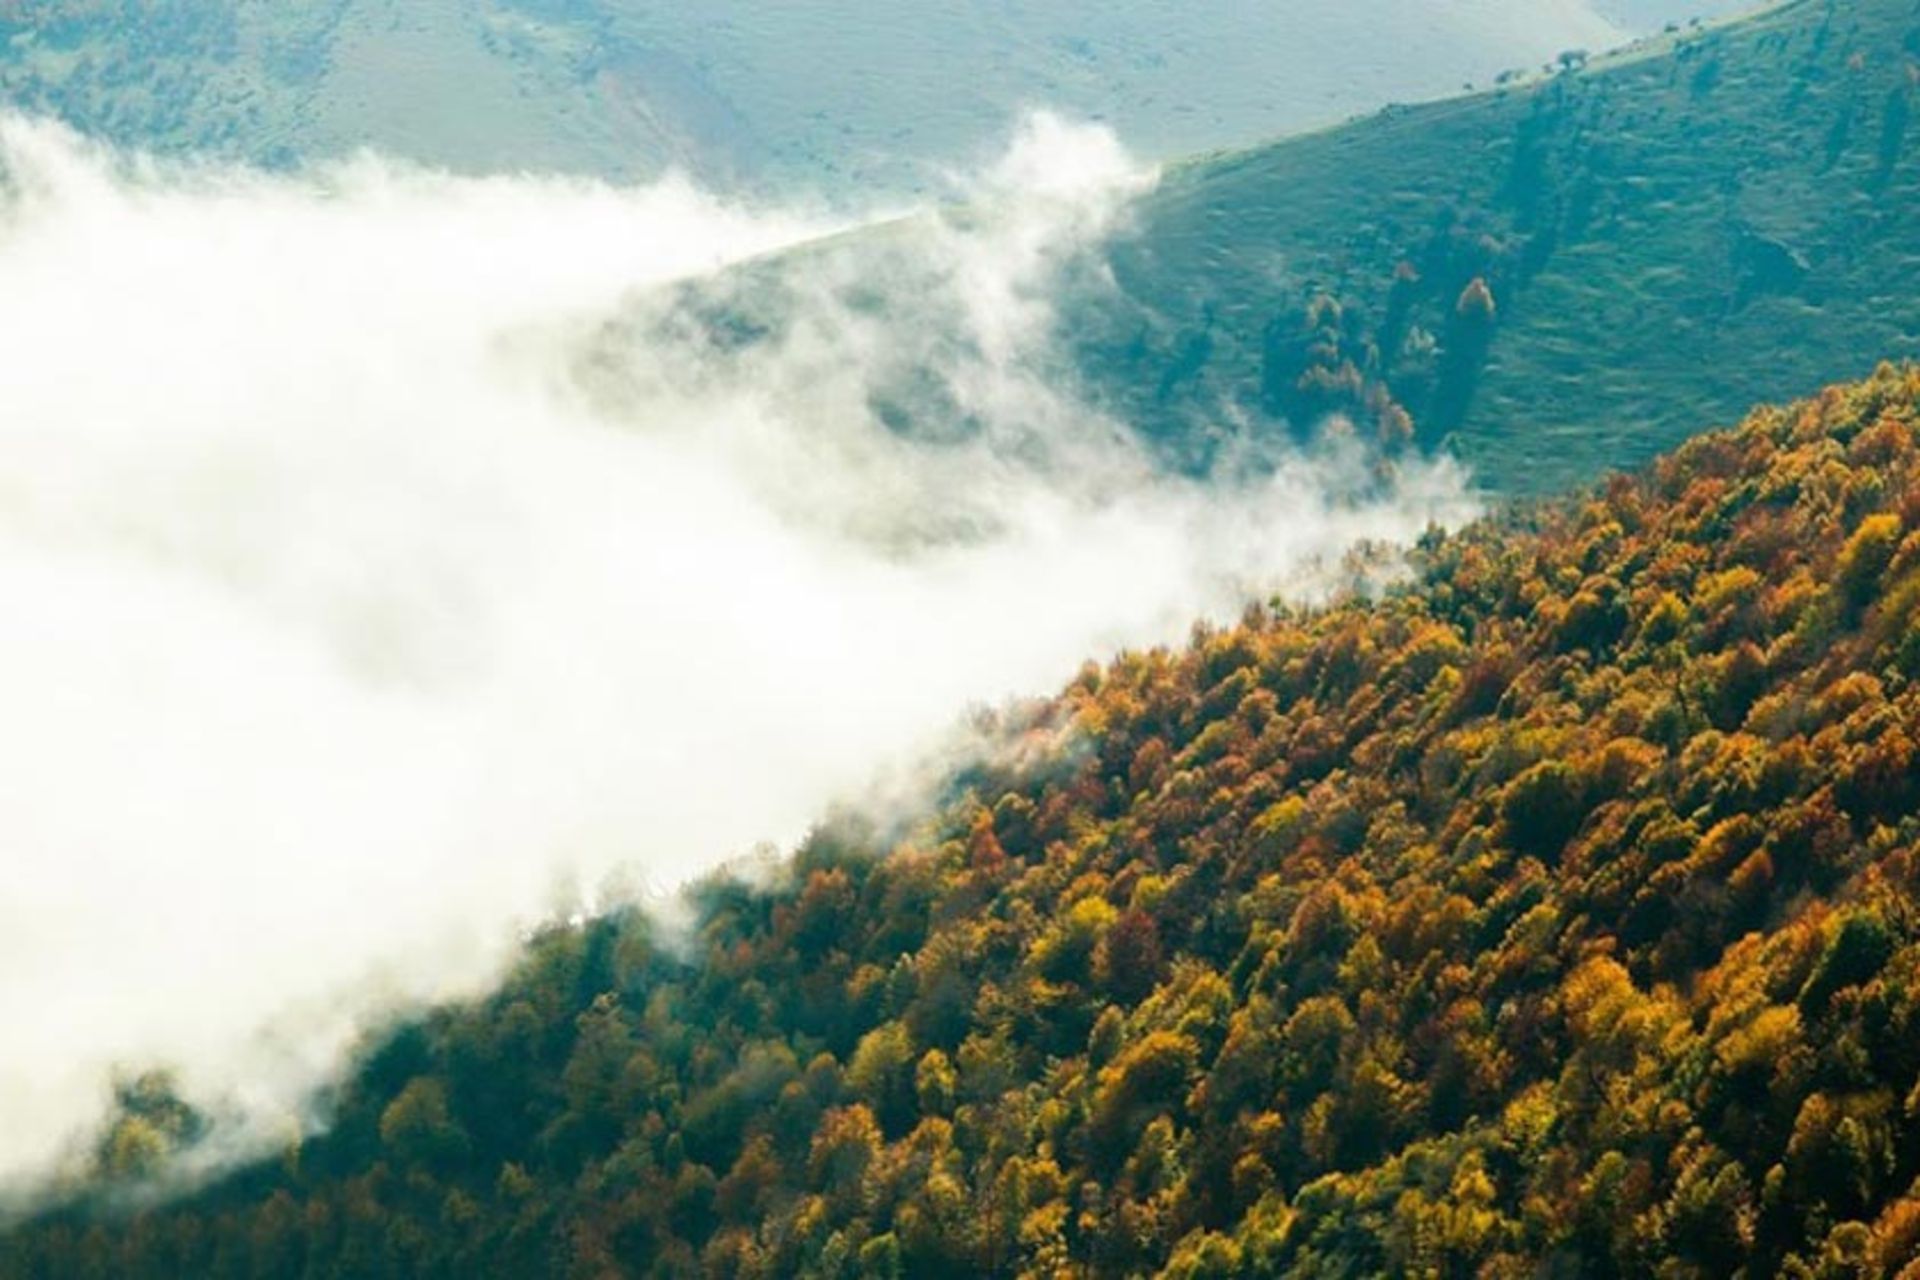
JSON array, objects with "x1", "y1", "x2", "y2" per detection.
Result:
[{"x1": 0, "y1": 112, "x2": 1475, "y2": 1203}]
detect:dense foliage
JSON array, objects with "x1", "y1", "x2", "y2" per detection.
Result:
[
  {"x1": 1075, "y1": 0, "x2": 1920, "y2": 494},
  {"x1": 12, "y1": 366, "x2": 1920, "y2": 1277}
]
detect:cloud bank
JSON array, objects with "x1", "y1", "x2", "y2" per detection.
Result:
[{"x1": 0, "y1": 113, "x2": 1474, "y2": 1203}]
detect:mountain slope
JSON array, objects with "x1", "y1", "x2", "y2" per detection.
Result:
[
  {"x1": 1069, "y1": 0, "x2": 1920, "y2": 495},
  {"x1": 0, "y1": 0, "x2": 1685, "y2": 193},
  {"x1": 9, "y1": 366, "x2": 1920, "y2": 1276},
  {"x1": 1597, "y1": 0, "x2": 1760, "y2": 23}
]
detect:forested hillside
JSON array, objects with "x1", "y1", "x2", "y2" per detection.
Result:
[
  {"x1": 1075, "y1": 0, "x2": 1920, "y2": 494},
  {"x1": 9, "y1": 365, "x2": 1920, "y2": 1276}
]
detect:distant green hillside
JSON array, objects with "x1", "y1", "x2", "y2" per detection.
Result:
[
  {"x1": 1069, "y1": 0, "x2": 1920, "y2": 495},
  {"x1": 0, "y1": 0, "x2": 739, "y2": 182},
  {"x1": 0, "y1": 0, "x2": 1718, "y2": 194}
]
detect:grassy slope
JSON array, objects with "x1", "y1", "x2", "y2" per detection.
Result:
[
  {"x1": 0, "y1": 0, "x2": 1700, "y2": 194},
  {"x1": 0, "y1": 1, "x2": 698, "y2": 180},
  {"x1": 1072, "y1": 0, "x2": 1920, "y2": 496},
  {"x1": 583, "y1": 0, "x2": 1631, "y2": 192},
  {"x1": 1598, "y1": 0, "x2": 1760, "y2": 20}
]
